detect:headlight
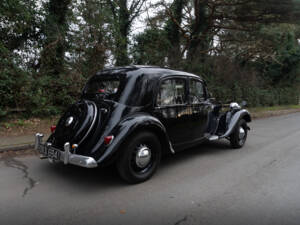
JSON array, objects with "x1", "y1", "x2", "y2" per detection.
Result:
[{"x1": 230, "y1": 102, "x2": 241, "y2": 110}]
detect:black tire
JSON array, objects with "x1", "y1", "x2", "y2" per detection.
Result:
[
  {"x1": 230, "y1": 119, "x2": 248, "y2": 149},
  {"x1": 116, "y1": 131, "x2": 162, "y2": 184}
]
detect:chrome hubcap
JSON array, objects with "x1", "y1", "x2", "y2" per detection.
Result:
[
  {"x1": 239, "y1": 127, "x2": 246, "y2": 140},
  {"x1": 135, "y1": 145, "x2": 152, "y2": 168}
]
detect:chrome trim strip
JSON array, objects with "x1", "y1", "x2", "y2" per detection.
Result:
[
  {"x1": 169, "y1": 141, "x2": 175, "y2": 154},
  {"x1": 208, "y1": 135, "x2": 219, "y2": 141},
  {"x1": 78, "y1": 102, "x2": 98, "y2": 145},
  {"x1": 35, "y1": 133, "x2": 98, "y2": 168}
]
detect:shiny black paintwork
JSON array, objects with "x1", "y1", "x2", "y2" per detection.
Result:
[
  {"x1": 49, "y1": 100, "x2": 97, "y2": 148},
  {"x1": 48, "y1": 65, "x2": 251, "y2": 166}
]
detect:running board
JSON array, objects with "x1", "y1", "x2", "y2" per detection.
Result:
[{"x1": 39, "y1": 154, "x2": 47, "y2": 159}]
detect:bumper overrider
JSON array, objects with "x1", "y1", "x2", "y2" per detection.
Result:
[{"x1": 35, "y1": 133, "x2": 98, "y2": 168}]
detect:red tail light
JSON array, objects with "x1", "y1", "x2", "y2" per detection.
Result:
[
  {"x1": 50, "y1": 125, "x2": 56, "y2": 133},
  {"x1": 104, "y1": 135, "x2": 114, "y2": 145}
]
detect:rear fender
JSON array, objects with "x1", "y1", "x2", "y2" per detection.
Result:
[
  {"x1": 219, "y1": 109, "x2": 251, "y2": 139},
  {"x1": 97, "y1": 114, "x2": 173, "y2": 164}
]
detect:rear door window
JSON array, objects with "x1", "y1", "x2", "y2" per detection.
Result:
[
  {"x1": 189, "y1": 79, "x2": 205, "y2": 104},
  {"x1": 157, "y1": 78, "x2": 187, "y2": 106}
]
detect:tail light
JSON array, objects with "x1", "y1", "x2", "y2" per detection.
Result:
[
  {"x1": 104, "y1": 135, "x2": 114, "y2": 145},
  {"x1": 50, "y1": 125, "x2": 56, "y2": 133}
]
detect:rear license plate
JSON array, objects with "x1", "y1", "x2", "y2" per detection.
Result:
[{"x1": 40, "y1": 145, "x2": 60, "y2": 160}]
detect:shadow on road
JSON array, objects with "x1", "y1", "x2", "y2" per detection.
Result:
[
  {"x1": 35, "y1": 140, "x2": 232, "y2": 190},
  {"x1": 163, "y1": 140, "x2": 231, "y2": 165}
]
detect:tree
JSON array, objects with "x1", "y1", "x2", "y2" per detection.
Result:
[
  {"x1": 0, "y1": 0, "x2": 40, "y2": 115},
  {"x1": 68, "y1": 0, "x2": 111, "y2": 76},
  {"x1": 256, "y1": 24, "x2": 300, "y2": 86},
  {"x1": 159, "y1": 0, "x2": 299, "y2": 67},
  {"x1": 107, "y1": 0, "x2": 147, "y2": 66},
  {"x1": 39, "y1": 0, "x2": 72, "y2": 76},
  {"x1": 132, "y1": 28, "x2": 170, "y2": 66},
  {"x1": 0, "y1": 0, "x2": 40, "y2": 51},
  {"x1": 164, "y1": 0, "x2": 186, "y2": 67}
]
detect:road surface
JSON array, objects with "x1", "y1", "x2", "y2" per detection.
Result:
[{"x1": 1, "y1": 113, "x2": 300, "y2": 225}]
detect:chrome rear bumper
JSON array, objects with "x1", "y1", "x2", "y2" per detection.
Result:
[{"x1": 35, "y1": 133, "x2": 98, "y2": 168}]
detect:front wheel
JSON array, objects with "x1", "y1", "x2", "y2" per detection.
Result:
[
  {"x1": 116, "y1": 131, "x2": 162, "y2": 184},
  {"x1": 230, "y1": 119, "x2": 248, "y2": 149}
]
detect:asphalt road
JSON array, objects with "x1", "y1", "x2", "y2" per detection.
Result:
[{"x1": 1, "y1": 113, "x2": 300, "y2": 225}]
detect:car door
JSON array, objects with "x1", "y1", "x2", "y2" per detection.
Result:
[
  {"x1": 153, "y1": 77, "x2": 192, "y2": 147},
  {"x1": 188, "y1": 78, "x2": 210, "y2": 141}
]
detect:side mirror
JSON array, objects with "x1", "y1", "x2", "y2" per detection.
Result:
[{"x1": 241, "y1": 100, "x2": 247, "y2": 107}]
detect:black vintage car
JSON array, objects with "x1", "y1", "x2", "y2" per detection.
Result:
[{"x1": 35, "y1": 65, "x2": 251, "y2": 183}]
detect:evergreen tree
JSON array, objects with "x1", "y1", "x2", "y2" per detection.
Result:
[
  {"x1": 39, "y1": 0, "x2": 72, "y2": 77},
  {"x1": 107, "y1": 0, "x2": 146, "y2": 66}
]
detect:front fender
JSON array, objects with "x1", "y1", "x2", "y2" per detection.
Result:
[
  {"x1": 219, "y1": 109, "x2": 251, "y2": 139},
  {"x1": 97, "y1": 113, "x2": 173, "y2": 164}
]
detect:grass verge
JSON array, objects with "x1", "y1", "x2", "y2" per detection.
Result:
[
  {"x1": 249, "y1": 105, "x2": 300, "y2": 119},
  {"x1": 0, "y1": 116, "x2": 58, "y2": 137}
]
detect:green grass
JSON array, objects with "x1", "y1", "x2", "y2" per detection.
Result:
[
  {"x1": 0, "y1": 116, "x2": 59, "y2": 136},
  {"x1": 249, "y1": 105, "x2": 300, "y2": 113}
]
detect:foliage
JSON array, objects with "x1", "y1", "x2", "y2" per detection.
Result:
[
  {"x1": 0, "y1": 0, "x2": 41, "y2": 51},
  {"x1": 256, "y1": 25, "x2": 300, "y2": 86},
  {"x1": 27, "y1": 72, "x2": 86, "y2": 116},
  {"x1": 132, "y1": 28, "x2": 170, "y2": 66},
  {"x1": 0, "y1": 42, "x2": 32, "y2": 117},
  {"x1": 0, "y1": 0, "x2": 300, "y2": 119},
  {"x1": 199, "y1": 56, "x2": 299, "y2": 107},
  {"x1": 67, "y1": 0, "x2": 111, "y2": 77},
  {"x1": 107, "y1": 0, "x2": 147, "y2": 66},
  {"x1": 39, "y1": 0, "x2": 72, "y2": 77}
]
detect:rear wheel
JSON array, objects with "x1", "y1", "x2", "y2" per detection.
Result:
[
  {"x1": 116, "y1": 131, "x2": 161, "y2": 184},
  {"x1": 230, "y1": 119, "x2": 248, "y2": 149}
]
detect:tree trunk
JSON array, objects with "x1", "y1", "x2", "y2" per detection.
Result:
[
  {"x1": 39, "y1": 0, "x2": 71, "y2": 76},
  {"x1": 165, "y1": 0, "x2": 185, "y2": 68},
  {"x1": 186, "y1": 0, "x2": 210, "y2": 65},
  {"x1": 115, "y1": 0, "x2": 130, "y2": 66}
]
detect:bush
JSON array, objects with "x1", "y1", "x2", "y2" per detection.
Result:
[
  {"x1": 186, "y1": 56, "x2": 299, "y2": 107},
  {"x1": 0, "y1": 43, "x2": 32, "y2": 118},
  {"x1": 27, "y1": 72, "x2": 87, "y2": 117}
]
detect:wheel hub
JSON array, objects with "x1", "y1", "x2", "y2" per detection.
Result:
[
  {"x1": 239, "y1": 127, "x2": 245, "y2": 140},
  {"x1": 135, "y1": 145, "x2": 152, "y2": 168}
]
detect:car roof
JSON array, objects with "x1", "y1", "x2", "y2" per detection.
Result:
[{"x1": 95, "y1": 65, "x2": 202, "y2": 81}]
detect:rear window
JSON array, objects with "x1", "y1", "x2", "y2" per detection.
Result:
[
  {"x1": 84, "y1": 79, "x2": 120, "y2": 95},
  {"x1": 83, "y1": 77, "x2": 122, "y2": 101},
  {"x1": 82, "y1": 73, "x2": 151, "y2": 106}
]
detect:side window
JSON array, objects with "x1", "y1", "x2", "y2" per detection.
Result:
[
  {"x1": 189, "y1": 79, "x2": 205, "y2": 104},
  {"x1": 157, "y1": 78, "x2": 187, "y2": 106}
]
